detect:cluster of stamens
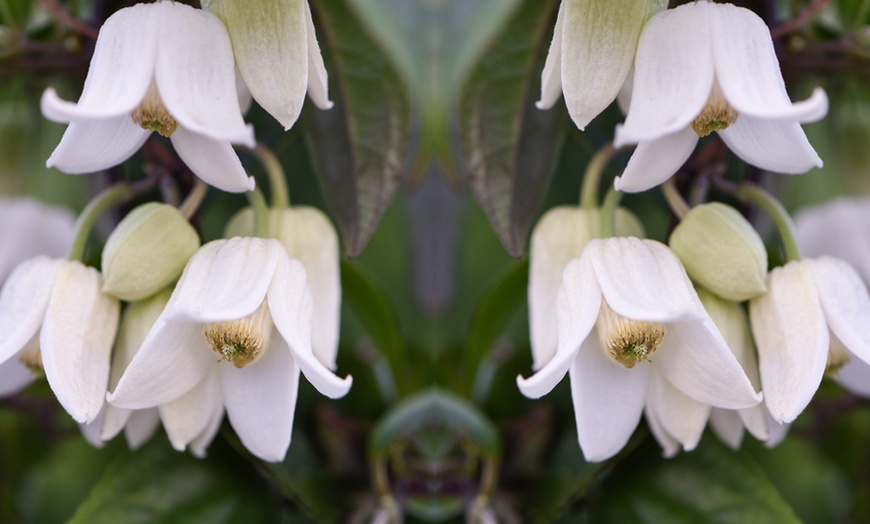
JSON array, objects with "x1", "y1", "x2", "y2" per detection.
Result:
[
  {"x1": 204, "y1": 301, "x2": 273, "y2": 369},
  {"x1": 691, "y1": 82, "x2": 738, "y2": 137},
  {"x1": 596, "y1": 301, "x2": 666, "y2": 369},
  {"x1": 131, "y1": 81, "x2": 179, "y2": 137}
]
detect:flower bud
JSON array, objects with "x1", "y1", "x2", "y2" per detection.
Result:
[
  {"x1": 669, "y1": 203, "x2": 767, "y2": 301},
  {"x1": 102, "y1": 203, "x2": 200, "y2": 301}
]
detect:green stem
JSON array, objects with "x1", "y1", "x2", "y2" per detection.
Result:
[
  {"x1": 580, "y1": 143, "x2": 618, "y2": 209},
  {"x1": 736, "y1": 183, "x2": 802, "y2": 262},
  {"x1": 661, "y1": 178, "x2": 690, "y2": 219},
  {"x1": 246, "y1": 187, "x2": 269, "y2": 238},
  {"x1": 599, "y1": 188, "x2": 623, "y2": 238},
  {"x1": 178, "y1": 178, "x2": 208, "y2": 220},
  {"x1": 252, "y1": 143, "x2": 290, "y2": 209},
  {"x1": 67, "y1": 184, "x2": 135, "y2": 262}
]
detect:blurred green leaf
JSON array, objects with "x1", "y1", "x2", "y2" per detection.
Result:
[
  {"x1": 305, "y1": 0, "x2": 411, "y2": 257},
  {"x1": 459, "y1": 0, "x2": 565, "y2": 256},
  {"x1": 588, "y1": 437, "x2": 801, "y2": 523}
]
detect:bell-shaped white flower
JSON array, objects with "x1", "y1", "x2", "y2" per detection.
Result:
[
  {"x1": 518, "y1": 237, "x2": 761, "y2": 461},
  {"x1": 613, "y1": 1, "x2": 828, "y2": 193},
  {"x1": 203, "y1": 0, "x2": 332, "y2": 130},
  {"x1": 108, "y1": 237, "x2": 352, "y2": 462},
  {"x1": 0, "y1": 257, "x2": 119, "y2": 423},
  {"x1": 750, "y1": 256, "x2": 870, "y2": 423},
  {"x1": 536, "y1": 0, "x2": 666, "y2": 130},
  {"x1": 41, "y1": 1, "x2": 255, "y2": 193}
]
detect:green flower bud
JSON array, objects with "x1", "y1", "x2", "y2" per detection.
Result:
[
  {"x1": 102, "y1": 203, "x2": 200, "y2": 301},
  {"x1": 669, "y1": 203, "x2": 767, "y2": 301}
]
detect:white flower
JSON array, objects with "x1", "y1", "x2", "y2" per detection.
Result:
[
  {"x1": 518, "y1": 237, "x2": 760, "y2": 461},
  {"x1": 202, "y1": 0, "x2": 333, "y2": 130},
  {"x1": 108, "y1": 237, "x2": 352, "y2": 462},
  {"x1": 613, "y1": 1, "x2": 828, "y2": 193},
  {"x1": 41, "y1": 1, "x2": 255, "y2": 193},
  {"x1": 0, "y1": 257, "x2": 119, "y2": 422},
  {"x1": 536, "y1": 0, "x2": 666, "y2": 130},
  {"x1": 750, "y1": 256, "x2": 870, "y2": 423}
]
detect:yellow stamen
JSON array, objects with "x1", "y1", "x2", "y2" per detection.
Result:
[
  {"x1": 204, "y1": 301, "x2": 273, "y2": 368},
  {"x1": 131, "y1": 81, "x2": 178, "y2": 137},
  {"x1": 597, "y1": 301, "x2": 665, "y2": 369},
  {"x1": 691, "y1": 82, "x2": 738, "y2": 137}
]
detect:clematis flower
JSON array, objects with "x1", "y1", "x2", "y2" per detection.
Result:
[
  {"x1": 749, "y1": 256, "x2": 870, "y2": 423},
  {"x1": 0, "y1": 257, "x2": 119, "y2": 423},
  {"x1": 203, "y1": 0, "x2": 333, "y2": 130},
  {"x1": 41, "y1": 1, "x2": 255, "y2": 193},
  {"x1": 518, "y1": 237, "x2": 760, "y2": 461},
  {"x1": 613, "y1": 1, "x2": 828, "y2": 193},
  {"x1": 108, "y1": 237, "x2": 352, "y2": 462},
  {"x1": 536, "y1": 0, "x2": 666, "y2": 130}
]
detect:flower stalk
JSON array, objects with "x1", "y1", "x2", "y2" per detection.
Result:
[
  {"x1": 599, "y1": 187, "x2": 623, "y2": 238},
  {"x1": 252, "y1": 143, "x2": 290, "y2": 209},
  {"x1": 580, "y1": 143, "x2": 618, "y2": 209},
  {"x1": 735, "y1": 183, "x2": 802, "y2": 262},
  {"x1": 245, "y1": 187, "x2": 270, "y2": 239},
  {"x1": 661, "y1": 178, "x2": 690, "y2": 219}
]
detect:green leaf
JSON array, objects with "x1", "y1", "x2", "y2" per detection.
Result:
[
  {"x1": 68, "y1": 440, "x2": 274, "y2": 524},
  {"x1": 588, "y1": 437, "x2": 801, "y2": 523},
  {"x1": 305, "y1": 0, "x2": 411, "y2": 257},
  {"x1": 459, "y1": 0, "x2": 565, "y2": 257}
]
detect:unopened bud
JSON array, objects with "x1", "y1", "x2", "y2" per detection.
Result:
[
  {"x1": 669, "y1": 203, "x2": 767, "y2": 301},
  {"x1": 102, "y1": 203, "x2": 200, "y2": 301}
]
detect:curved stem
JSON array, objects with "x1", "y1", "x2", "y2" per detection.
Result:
[
  {"x1": 252, "y1": 143, "x2": 290, "y2": 209},
  {"x1": 661, "y1": 178, "x2": 690, "y2": 219},
  {"x1": 246, "y1": 187, "x2": 269, "y2": 238},
  {"x1": 580, "y1": 143, "x2": 618, "y2": 209},
  {"x1": 735, "y1": 183, "x2": 802, "y2": 262},
  {"x1": 178, "y1": 178, "x2": 208, "y2": 220},
  {"x1": 599, "y1": 187, "x2": 624, "y2": 238},
  {"x1": 67, "y1": 184, "x2": 135, "y2": 262}
]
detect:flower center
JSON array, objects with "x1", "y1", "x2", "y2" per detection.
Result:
[
  {"x1": 18, "y1": 337, "x2": 44, "y2": 378},
  {"x1": 825, "y1": 337, "x2": 851, "y2": 377},
  {"x1": 596, "y1": 301, "x2": 666, "y2": 369},
  {"x1": 131, "y1": 81, "x2": 178, "y2": 137},
  {"x1": 203, "y1": 301, "x2": 273, "y2": 368},
  {"x1": 691, "y1": 82, "x2": 738, "y2": 137}
]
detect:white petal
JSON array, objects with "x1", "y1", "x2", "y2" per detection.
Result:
[
  {"x1": 222, "y1": 334, "x2": 300, "y2": 462},
  {"x1": 110, "y1": 290, "x2": 172, "y2": 392},
  {"x1": 718, "y1": 116, "x2": 821, "y2": 174},
  {"x1": 835, "y1": 357, "x2": 870, "y2": 398},
  {"x1": 648, "y1": 370, "x2": 710, "y2": 451},
  {"x1": 304, "y1": 1, "x2": 333, "y2": 110},
  {"x1": 614, "y1": 126, "x2": 698, "y2": 193},
  {"x1": 614, "y1": 2, "x2": 714, "y2": 144},
  {"x1": 39, "y1": 4, "x2": 158, "y2": 122},
  {"x1": 170, "y1": 129, "x2": 254, "y2": 193},
  {"x1": 518, "y1": 254, "x2": 601, "y2": 398},
  {"x1": 709, "y1": 408, "x2": 745, "y2": 450},
  {"x1": 535, "y1": 0, "x2": 564, "y2": 111},
  {"x1": 0, "y1": 359, "x2": 33, "y2": 397},
  {"x1": 189, "y1": 399, "x2": 224, "y2": 458},
  {"x1": 812, "y1": 256, "x2": 870, "y2": 364},
  {"x1": 0, "y1": 198, "x2": 75, "y2": 282},
  {"x1": 570, "y1": 333, "x2": 649, "y2": 462},
  {"x1": 109, "y1": 319, "x2": 216, "y2": 408},
  {"x1": 41, "y1": 261, "x2": 119, "y2": 423},
  {"x1": 124, "y1": 408, "x2": 160, "y2": 450},
  {"x1": 0, "y1": 256, "x2": 56, "y2": 364},
  {"x1": 710, "y1": 3, "x2": 827, "y2": 122},
  {"x1": 738, "y1": 403, "x2": 771, "y2": 442},
  {"x1": 654, "y1": 318, "x2": 761, "y2": 409},
  {"x1": 100, "y1": 403, "x2": 132, "y2": 442},
  {"x1": 221, "y1": 0, "x2": 309, "y2": 130},
  {"x1": 168, "y1": 238, "x2": 280, "y2": 323},
  {"x1": 46, "y1": 116, "x2": 150, "y2": 175},
  {"x1": 528, "y1": 207, "x2": 600, "y2": 369},
  {"x1": 269, "y1": 256, "x2": 352, "y2": 399},
  {"x1": 155, "y1": 2, "x2": 254, "y2": 145},
  {"x1": 160, "y1": 365, "x2": 221, "y2": 452},
  {"x1": 589, "y1": 238, "x2": 702, "y2": 323},
  {"x1": 271, "y1": 208, "x2": 341, "y2": 368},
  {"x1": 559, "y1": 0, "x2": 654, "y2": 130},
  {"x1": 764, "y1": 407, "x2": 791, "y2": 448},
  {"x1": 645, "y1": 403, "x2": 680, "y2": 458},
  {"x1": 79, "y1": 409, "x2": 106, "y2": 448},
  {"x1": 750, "y1": 261, "x2": 828, "y2": 423},
  {"x1": 794, "y1": 198, "x2": 870, "y2": 285}
]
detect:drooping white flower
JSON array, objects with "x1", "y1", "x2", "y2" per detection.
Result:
[
  {"x1": 108, "y1": 237, "x2": 352, "y2": 462},
  {"x1": 750, "y1": 256, "x2": 870, "y2": 423},
  {"x1": 613, "y1": 1, "x2": 828, "y2": 193},
  {"x1": 536, "y1": 0, "x2": 666, "y2": 130},
  {"x1": 0, "y1": 257, "x2": 119, "y2": 423},
  {"x1": 518, "y1": 237, "x2": 761, "y2": 461},
  {"x1": 202, "y1": 0, "x2": 333, "y2": 130},
  {"x1": 41, "y1": 1, "x2": 255, "y2": 193}
]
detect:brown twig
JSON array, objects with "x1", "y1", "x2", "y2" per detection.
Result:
[
  {"x1": 37, "y1": 0, "x2": 99, "y2": 39},
  {"x1": 770, "y1": 0, "x2": 831, "y2": 39}
]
